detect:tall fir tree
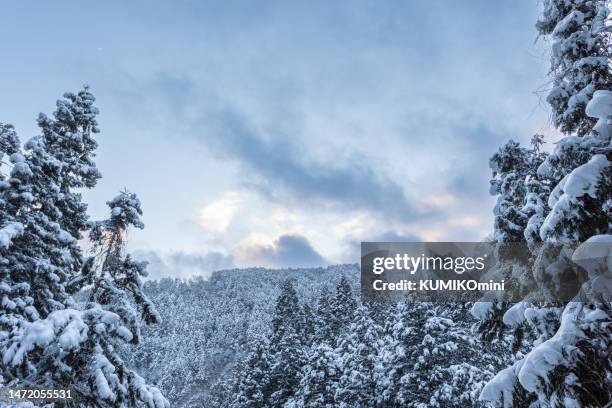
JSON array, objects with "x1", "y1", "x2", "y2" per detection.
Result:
[
  {"x1": 314, "y1": 287, "x2": 334, "y2": 345},
  {"x1": 330, "y1": 276, "x2": 357, "y2": 338},
  {"x1": 285, "y1": 343, "x2": 341, "y2": 408},
  {"x1": 0, "y1": 88, "x2": 168, "y2": 407},
  {"x1": 271, "y1": 280, "x2": 302, "y2": 341},
  {"x1": 87, "y1": 191, "x2": 161, "y2": 344},
  {"x1": 301, "y1": 303, "x2": 315, "y2": 346},
  {"x1": 231, "y1": 280, "x2": 306, "y2": 408},
  {"x1": 489, "y1": 140, "x2": 532, "y2": 243},
  {"x1": 479, "y1": 1, "x2": 612, "y2": 404},
  {"x1": 268, "y1": 325, "x2": 305, "y2": 407},
  {"x1": 230, "y1": 340, "x2": 271, "y2": 408},
  {"x1": 334, "y1": 304, "x2": 381, "y2": 408},
  {"x1": 523, "y1": 135, "x2": 552, "y2": 246},
  {"x1": 474, "y1": 135, "x2": 549, "y2": 345},
  {"x1": 36, "y1": 86, "x2": 102, "y2": 237}
]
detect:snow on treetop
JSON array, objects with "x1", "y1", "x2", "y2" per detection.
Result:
[{"x1": 106, "y1": 190, "x2": 145, "y2": 229}]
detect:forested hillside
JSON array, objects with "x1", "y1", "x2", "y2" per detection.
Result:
[
  {"x1": 125, "y1": 266, "x2": 359, "y2": 406},
  {"x1": 128, "y1": 267, "x2": 512, "y2": 407}
]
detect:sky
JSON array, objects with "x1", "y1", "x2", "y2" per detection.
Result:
[{"x1": 0, "y1": 1, "x2": 559, "y2": 278}]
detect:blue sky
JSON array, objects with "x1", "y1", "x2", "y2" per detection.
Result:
[{"x1": 0, "y1": 1, "x2": 558, "y2": 278}]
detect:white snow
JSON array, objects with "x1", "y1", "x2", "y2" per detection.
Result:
[
  {"x1": 572, "y1": 234, "x2": 612, "y2": 276},
  {"x1": 563, "y1": 154, "x2": 610, "y2": 198},
  {"x1": 547, "y1": 174, "x2": 567, "y2": 208},
  {"x1": 94, "y1": 367, "x2": 115, "y2": 401},
  {"x1": 58, "y1": 318, "x2": 88, "y2": 350},
  {"x1": 479, "y1": 361, "x2": 523, "y2": 408},
  {"x1": 517, "y1": 303, "x2": 583, "y2": 393},
  {"x1": 552, "y1": 10, "x2": 585, "y2": 36},
  {"x1": 540, "y1": 154, "x2": 610, "y2": 241},
  {"x1": 572, "y1": 235, "x2": 612, "y2": 301},
  {"x1": 587, "y1": 90, "x2": 612, "y2": 138},
  {"x1": 470, "y1": 302, "x2": 494, "y2": 320},
  {"x1": 0, "y1": 222, "x2": 23, "y2": 248},
  {"x1": 3, "y1": 310, "x2": 82, "y2": 366},
  {"x1": 57, "y1": 229, "x2": 76, "y2": 244},
  {"x1": 3, "y1": 308, "x2": 133, "y2": 367},
  {"x1": 502, "y1": 302, "x2": 529, "y2": 327},
  {"x1": 585, "y1": 90, "x2": 612, "y2": 119}
]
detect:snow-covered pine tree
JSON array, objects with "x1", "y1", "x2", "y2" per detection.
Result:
[
  {"x1": 37, "y1": 86, "x2": 102, "y2": 237},
  {"x1": 536, "y1": 0, "x2": 612, "y2": 136},
  {"x1": 330, "y1": 276, "x2": 357, "y2": 338},
  {"x1": 0, "y1": 88, "x2": 168, "y2": 407},
  {"x1": 489, "y1": 140, "x2": 532, "y2": 243},
  {"x1": 267, "y1": 280, "x2": 306, "y2": 407},
  {"x1": 314, "y1": 287, "x2": 334, "y2": 345},
  {"x1": 301, "y1": 303, "x2": 315, "y2": 346},
  {"x1": 230, "y1": 340, "x2": 271, "y2": 408},
  {"x1": 1, "y1": 103, "x2": 96, "y2": 389},
  {"x1": 0, "y1": 124, "x2": 29, "y2": 386},
  {"x1": 375, "y1": 302, "x2": 422, "y2": 407},
  {"x1": 410, "y1": 306, "x2": 508, "y2": 407},
  {"x1": 334, "y1": 304, "x2": 381, "y2": 408},
  {"x1": 268, "y1": 325, "x2": 305, "y2": 407},
  {"x1": 3, "y1": 122, "x2": 83, "y2": 318},
  {"x1": 480, "y1": 1, "x2": 612, "y2": 402},
  {"x1": 498, "y1": 91, "x2": 612, "y2": 407},
  {"x1": 271, "y1": 280, "x2": 302, "y2": 341},
  {"x1": 0, "y1": 123, "x2": 20, "y2": 169},
  {"x1": 231, "y1": 280, "x2": 306, "y2": 408},
  {"x1": 0, "y1": 124, "x2": 23, "y2": 252},
  {"x1": 0, "y1": 123, "x2": 24, "y2": 259},
  {"x1": 473, "y1": 136, "x2": 549, "y2": 346},
  {"x1": 53, "y1": 189, "x2": 167, "y2": 406},
  {"x1": 523, "y1": 135, "x2": 552, "y2": 246},
  {"x1": 88, "y1": 190, "x2": 161, "y2": 344},
  {"x1": 285, "y1": 343, "x2": 341, "y2": 408},
  {"x1": 379, "y1": 303, "x2": 506, "y2": 407}
]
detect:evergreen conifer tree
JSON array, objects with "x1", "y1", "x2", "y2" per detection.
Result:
[
  {"x1": 314, "y1": 287, "x2": 334, "y2": 345},
  {"x1": 88, "y1": 191, "x2": 161, "y2": 344},
  {"x1": 285, "y1": 343, "x2": 341, "y2": 408},
  {"x1": 301, "y1": 303, "x2": 315, "y2": 346},
  {"x1": 330, "y1": 276, "x2": 357, "y2": 337},
  {"x1": 0, "y1": 88, "x2": 168, "y2": 407},
  {"x1": 479, "y1": 1, "x2": 612, "y2": 404},
  {"x1": 231, "y1": 340, "x2": 271, "y2": 408},
  {"x1": 334, "y1": 304, "x2": 380, "y2": 408}
]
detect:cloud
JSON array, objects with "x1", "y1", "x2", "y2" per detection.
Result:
[
  {"x1": 14, "y1": 0, "x2": 548, "y2": 262},
  {"x1": 198, "y1": 191, "x2": 242, "y2": 232},
  {"x1": 340, "y1": 229, "x2": 422, "y2": 263},
  {"x1": 203, "y1": 108, "x2": 428, "y2": 222},
  {"x1": 134, "y1": 250, "x2": 234, "y2": 280},
  {"x1": 234, "y1": 233, "x2": 327, "y2": 268},
  {"x1": 371, "y1": 230, "x2": 421, "y2": 242}
]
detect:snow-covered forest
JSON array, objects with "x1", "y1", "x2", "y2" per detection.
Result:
[
  {"x1": 126, "y1": 267, "x2": 510, "y2": 407},
  {"x1": 1, "y1": 0, "x2": 611, "y2": 407}
]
